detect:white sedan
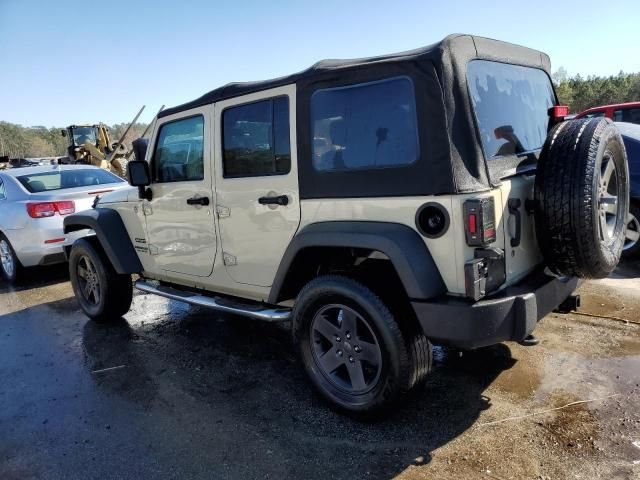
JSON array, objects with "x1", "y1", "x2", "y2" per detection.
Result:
[{"x1": 0, "y1": 165, "x2": 129, "y2": 283}]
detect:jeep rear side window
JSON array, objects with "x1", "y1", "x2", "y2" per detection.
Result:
[
  {"x1": 311, "y1": 77, "x2": 419, "y2": 172},
  {"x1": 467, "y1": 60, "x2": 555, "y2": 159},
  {"x1": 222, "y1": 97, "x2": 291, "y2": 178},
  {"x1": 154, "y1": 115, "x2": 205, "y2": 183}
]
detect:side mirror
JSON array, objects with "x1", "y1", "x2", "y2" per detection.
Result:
[
  {"x1": 127, "y1": 160, "x2": 151, "y2": 186},
  {"x1": 61, "y1": 129, "x2": 67, "y2": 137},
  {"x1": 127, "y1": 160, "x2": 152, "y2": 200}
]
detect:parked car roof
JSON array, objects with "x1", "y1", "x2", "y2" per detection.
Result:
[
  {"x1": 577, "y1": 101, "x2": 640, "y2": 116},
  {"x1": 1, "y1": 164, "x2": 108, "y2": 177}
]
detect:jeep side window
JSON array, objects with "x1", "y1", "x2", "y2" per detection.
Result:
[
  {"x1": 222, "y1": 96, "x2": 291, "y2": 178},
  {"x1": 310, "y1": 76, "x2": 419, "y2": 172},
  {"x1": 153, "y1": 115, "x2": 205, "y2": 183}
]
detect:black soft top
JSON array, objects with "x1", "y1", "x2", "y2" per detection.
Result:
[
  {"x1": 159, "y1": 34, "x2": 554, "y2": 196},
  {"x1": 160, "y1": 34, "x2": 550, "y2": 119}
]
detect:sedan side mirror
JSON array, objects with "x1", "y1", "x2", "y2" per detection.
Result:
[{"x1": 127, "y1": 160, "x2": 152, "y2": 200}]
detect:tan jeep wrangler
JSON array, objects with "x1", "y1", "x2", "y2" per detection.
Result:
[{"x1": 64, "y1": 34, "x2": 629, "y2": 415}]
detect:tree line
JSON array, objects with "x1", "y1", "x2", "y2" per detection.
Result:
[
  {"x1": 1, "y1": 69, "x2": 639, "y2": 158},
  {"x1": 553, "y1": 69, "x2": 640, "y2": 114},
  {"x1": 0, "y1": 122, "x2": 149, "y2": 159}
]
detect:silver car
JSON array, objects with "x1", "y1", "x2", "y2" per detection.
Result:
[{"x1": 0, "y1": 165, "x2": 128, "y2": 282}]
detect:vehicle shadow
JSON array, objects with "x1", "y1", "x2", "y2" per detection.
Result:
[
  {"x1": 0, "y1": 264, "x2": 69, "y2": 294},
  {"x1": 80, "y1": 297, "x2": 517, "y2": 479}
]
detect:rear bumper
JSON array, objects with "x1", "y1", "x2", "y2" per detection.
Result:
[
  {"x1": 6, "y1": 223, "x2": 87, "y2": 267},
  {"x1": 412, "y1": 270, "x2": 580, "y2": 349}
]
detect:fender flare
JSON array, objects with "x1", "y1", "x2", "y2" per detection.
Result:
[
  {"x1": 63, "y1": 208, "x2": 143, "y2": 274},
  {"x1": 268, "y1": 221, "x2": 446, "y2": 304}
]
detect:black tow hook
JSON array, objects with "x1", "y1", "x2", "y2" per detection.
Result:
[
  {"x1": 554, "y1": 294, "x2": 581, "y2": 314},
  {"x1": 519, "y1": 334, "x2": 540, "y2": 347}
]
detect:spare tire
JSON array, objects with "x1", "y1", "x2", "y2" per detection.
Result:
[{"x1": 534, "y1": 118, "x2": 629, "y2": 278}]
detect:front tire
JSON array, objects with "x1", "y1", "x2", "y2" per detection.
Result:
[
  {"x1": 69, "y1": 238, "x2": 133, "y2": 321},
  {"x1": 292, "y1": 275, "x2": 431, "y2": 415}
]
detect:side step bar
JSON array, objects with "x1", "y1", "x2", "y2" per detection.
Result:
[{"x1": 134, "y1": 280, "x2": 291, "y2": 322}]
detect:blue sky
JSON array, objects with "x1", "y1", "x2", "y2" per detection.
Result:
[{"x1": 1, "y1": 0, "x2": 639, "y2": 127}]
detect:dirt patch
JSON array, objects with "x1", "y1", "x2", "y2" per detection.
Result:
[
  {"x1": 578, "y1": 288, "x2": 640, "y2": 323},
  {"x1": 539, "y1": 312, "x2": 639, "y2": 359},
  {"x1": 535, "y1": 391, "x2": 601, "y2": 458},
  {"x1": 397, "y1": 391, "x2": 603, "y2": 479}
]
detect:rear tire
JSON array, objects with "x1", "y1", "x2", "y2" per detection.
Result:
[
  {"x1": 292, "y1": 275, "x2": 431, "y2": 416},
  {"x1": 534, "y1": 118, "x2": 629, "y2": 278},
  {"x1": 69, "y1": 238, "x2": 132, "y2": 321},
  {"x1": 0, "y1": 234, "x2": 22, "y2": 283}
]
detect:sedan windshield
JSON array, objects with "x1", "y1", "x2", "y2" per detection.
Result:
[
  {"x1": 17, "y1": 169, "x2": 124, "y2": 193},
  {"x1": 467, "y1": 60, "x2": 556, "y2": 159}
]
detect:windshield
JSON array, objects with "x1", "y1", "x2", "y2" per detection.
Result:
[
  {"x1": 71, "y1": 127, "x2": 98, "y2": 146},
  {"x1": 17, "y1": 169, "x2": 124, "y2": 193},
  {"x1": 467, "y1": 60, "x2": 555, "y2": 159}
]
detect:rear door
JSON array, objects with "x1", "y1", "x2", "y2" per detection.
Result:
[
  {"x1": 213, "y1": 85, "x2": 300, "y2": 287},
  {"x1": 143, "y1": 107, "x2": 217, "y2": 277}
]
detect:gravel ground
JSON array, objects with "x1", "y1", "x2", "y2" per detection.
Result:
[{"x1": 0, "y1": 262, "x2": 638, "y2": 480}]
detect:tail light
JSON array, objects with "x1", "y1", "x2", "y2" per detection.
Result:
[
  {"x1": 55, "y1": 201, "x2": 75, "y2": 215},
  {"x1": 549, "y1": 105, "x2": 570, "y2": 123},
  {"x1": 27, "y1": 201, "x2": 75, "y2": 218},
  {"x1": 463, "y1": 197, "x2": 496, "y2": 247}
]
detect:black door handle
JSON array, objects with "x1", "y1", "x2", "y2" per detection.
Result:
[
  {"x1": 186, "y1": 196, "x2": 210, "y2": 206},
  {"x1": 258, "y1": 195, "x2": 289, "y2": 206},
  {"x1": 508, "y1": 198, "x2": 522, "y2": 247}
]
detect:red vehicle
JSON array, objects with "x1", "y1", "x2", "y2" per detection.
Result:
[{"x1": 575, "y1": 101, "x2": 640, "y2": 124}]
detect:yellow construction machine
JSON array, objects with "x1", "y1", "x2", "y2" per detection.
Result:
[{"x1": 61, "y1": 106, "x2": 145, "y2": 177}]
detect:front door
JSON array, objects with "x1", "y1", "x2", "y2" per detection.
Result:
[
  {"x1": 214, "y1": 85, "x2": 300, "y2": 287},
  {"x1": 144, "y1": 107, "x2": 217, "y2": 277}
]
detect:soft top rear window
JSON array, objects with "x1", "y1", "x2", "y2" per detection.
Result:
[
  {"x1": 17, "y1": 169, "x2": 124, "y2": 193},
  {"x1": 467, "y1": 60, "x2": 555, "y2": 160}
]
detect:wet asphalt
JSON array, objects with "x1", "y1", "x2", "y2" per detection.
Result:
[{"x1": 1, "y1": 263, "x2": 639, "y2": 480}]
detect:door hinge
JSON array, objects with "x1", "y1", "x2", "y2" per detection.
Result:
[
  {"x1": 148, "y1": 244, "x2": 159, "y2": 255},
  {"x1": 216, "y1": 205, "x2": 230, "y2": 218},
  {"x1": 223, "y1": 252, "x2": 237, "y2": 266},
  {"x1": 142, "y1": 202, "x2": 153, "y2": 216}
]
